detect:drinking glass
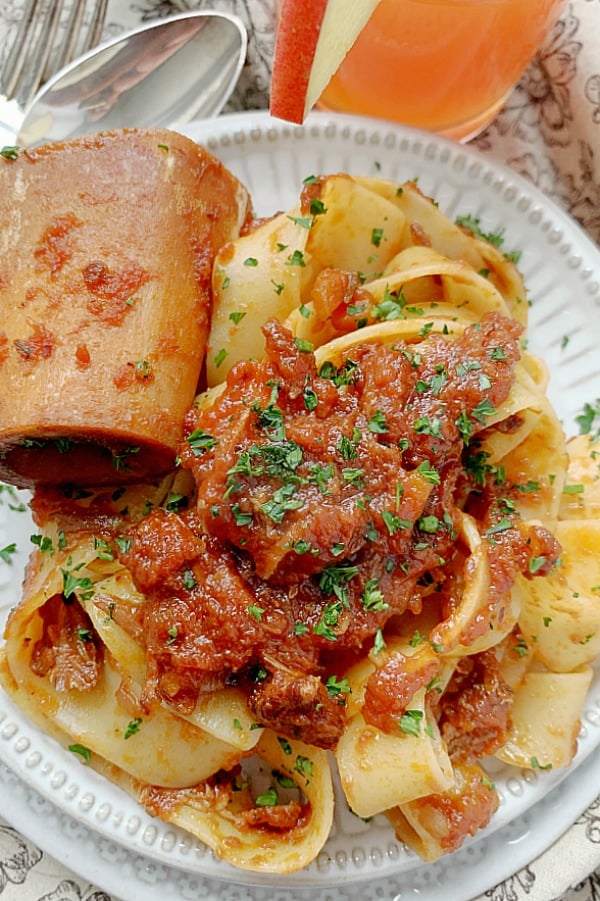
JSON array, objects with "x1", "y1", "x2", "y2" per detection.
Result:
[{"x1": 316, "y1": 0, "x2": 566, "y2": 141}]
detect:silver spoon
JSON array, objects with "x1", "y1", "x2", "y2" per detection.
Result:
[{"x1": 16, "y1": 11, "x2": 247, "y2": 147}]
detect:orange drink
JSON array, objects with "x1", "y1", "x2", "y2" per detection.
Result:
[{"x1": 317, "y1": 0, "x2": 566, "y2": 140}]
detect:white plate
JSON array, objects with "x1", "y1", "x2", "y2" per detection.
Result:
[{"x1": 1, "y1": 111, "x2": 599, "y2": 901}]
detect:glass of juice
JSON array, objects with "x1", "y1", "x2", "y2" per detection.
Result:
[{"x1": 316, "y1": 0, "x2": 566, "y2": 141}]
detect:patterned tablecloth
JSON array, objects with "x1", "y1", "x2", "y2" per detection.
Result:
[{"x1": 0, "y1": 0, "x2": 599, "y2": 899}]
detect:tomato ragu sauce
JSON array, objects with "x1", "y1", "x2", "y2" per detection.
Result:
[{"x1": 111, "y1": 313, "x2": 561, "y2": 751}]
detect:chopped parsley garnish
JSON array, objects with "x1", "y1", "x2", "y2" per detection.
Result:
[
  {"x1": 325, "y1": 675, "x2": 352, "y2": 697},
  {"x1": 399, "y1": 709, "x2": 424, "y2": 736},
  {"x1": 255, "y1": 786, "x2": 278, "y2": 806},
  {"x1": 313, "y1": 602, "x2": 344, "y2": 641},
  {"x1": 286, "y1": 539, "x2": 314, "y2": 556},
  {"x1": 61, "y1": 565, "x2": 94, "y2": 601},
  {"x1": 465, "y1": 450, "x2": 506, "y2": 486},
  {"x1": 0, "y1": 484, "x2": 27, "y2": 512},
  {"x1": 303, "y1": 386, "x2": 318, "y2": 410},
  {"x1": 361, "y1": 578, "x2": 388, "y2": 611},
  {"x1": 261, "y1": 483, "x2": 303, "y2": 523},
  {"x1": 232, "y1": 504, "x2": 253, "y2": 527},
  {"x1": 455, "y1": 213, "x2": 521, "y2": 262},
  {"x1": 337, "y1": 430, "x2": 360, "y2": 461},
  {"x1": 456, "y1": 410, "x2": 473, "y2": 442},
  {"x1": 342, "y1": 467, "x2": 365, "y2": 486},
  {"x1": 485, "y1": 517, "x2": 514, "y2": 537},
  {"x1": 529, "y1": 556, "x2": 547, "y2": 574},
  {"x1": 319, "y1": 358, "x2": 358, "y2": 387},
  {"x1": 0, "y1": 543, "x2": 17, "y2": 563},
  {"x1": 417, "y1": 461, "x2": 440, "y2": 484},
  {"x1": 471, "y1": 399, "x2": 496, "y2": 423},
  {"x1": 295, "y1": 755, "x2": 313, "y2": 778},
  {"x1": 165, "y1": 493, "x2": 187, "y2": 512},
  {"x1": 371, "y1": 288, "x2": 407, "y2": 321},
  {"x1": 414, "y1": 415, "x2": 443, "y2": 438},
  {"x1": 575, "y1": 399, "x2": 600, "y2": 439},
  {"x1": 456, "y1": 360, "x2": 481, "y2": 378},
  {"x1": 368, "y1": 410, "x2": 388, "y2": 433},
  {"x1": 562, "y1": 483, "x2": 584, "y2": 495},
  {"x1": 371, "y1": 227, "x2": 384, "y2": 247},
  {"x1": 214, "y1": 348, "x2": 228, "y2": 368},
  {"x1": 116, "y1": 536, "x2": 132, "y2": 554},
  {"x1": 68, "y1": 743, "x2": 91, "y2": 764},
  {"x1": 417, "y1": 515, "x2": 442, "y2": 534},
  {"x1": 124, "y1": 717, "x2": 142, "y2": 739},
  {"x1": 307, "y1": 461, "x2": 334, "y2": 494},
  {"x1": 93, "y1": 537, "x2": 114, "y2": 561},
  {"x1": 318, "y1": 564, "x2": 360, "y2": 601},
  {"x1": 187, "y1": 429, "x2": 219, "y2": 457},
  {"x1": 288, "y1": 214, "x2": 313, "y2": 229},
  {"x1": 382, "y1": 510, "x2": 412, "y2": 535},
  {"x1": 112, "y1": 445, "x2": 140, "y2": 472},
  {"x1": 31, "y1": 534, "x2": 54, "y2": 555},
  {"x1": 247, "y1": 604, "x2": 265, "y2": 621},
  {"x1": 134, "y1": 359, "x2": 151, "y2": 379},
  {"x1": 286, "y1": 249, "x2": 306, "y2": 267},
  {"x1": 531, "y1": 757, "x2": 552, "y2": 770},
  {"x1": 229, "y1": 440, "x2": 303, "y2": 483},
  {"x1": 513, "y1": 639, "x2": 529, "y2": 657},
  {"x1": 373, "y1": 628, "x2": 386, "y2": 655},
  {"x1": 251, "y1": 384, "x2": 286, "y2": 440}
]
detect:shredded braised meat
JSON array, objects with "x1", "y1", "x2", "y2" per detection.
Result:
[
  {"x1": 389, "y1": 761, "x2": 500, "y2": 854},
  {"x1": 30, "y1": 592, "x2": 103, "y2": 691},
  {"x1": 362, "y1": 649, "x2": 440, "y2": 734},
  {"x1": 104, "y1": 310, "x2": 560, "y2": 749},
  {"x1": 141, "y1": 767, "x2": 309, "y2": 834},
  {"x1": 438, "y1": 649, "x2": 514, "y2": 761},
  {"x1": 249, "y1": 669, "x2": 347, "y2": 750}
]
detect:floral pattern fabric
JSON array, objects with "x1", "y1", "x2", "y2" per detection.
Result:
[
  {"x1": 472, "y1": 1, "x2": 600, "y2": 246},
  {"x1": 0, "y1": 0, "x2": 599, "y2": 898}
]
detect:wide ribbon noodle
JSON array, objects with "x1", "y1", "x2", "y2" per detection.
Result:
[{"x1": 2, "y1": 174, "x2": 600, "y2": 871}]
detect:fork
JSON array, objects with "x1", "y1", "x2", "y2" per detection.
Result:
[{"x1": 0, "y1": 0, "x2": 109, "y2": 109}]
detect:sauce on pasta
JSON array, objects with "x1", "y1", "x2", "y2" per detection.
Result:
[{"x1": 1, "y1": 163, "x2": 598, "y2": 874}]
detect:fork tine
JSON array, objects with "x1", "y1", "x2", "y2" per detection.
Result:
[
  {"x1": 3, "y1": 0, "x2": 66, "y2": 107},
  {"x1": 50, "y1": 0, "x2": 109, "y2": 77},
  {"x1": 50, "y1": 1, "x2": 87, "y2": 76},
  {"x1": 1, "y1": 0, "x2": 109, "y2": 109},
  {"x1": 82, "y1": 0, "x2": 109, "y2": 54},
  {"x1": 1, "y1": 0, "x2": 44, "y2": 97}
]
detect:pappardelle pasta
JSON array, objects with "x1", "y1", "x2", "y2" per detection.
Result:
[{"x1": 2, "y1": 174, "x2": 599, "y2": 873}]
